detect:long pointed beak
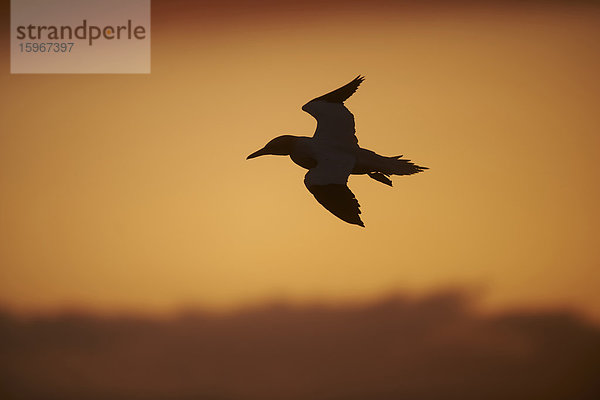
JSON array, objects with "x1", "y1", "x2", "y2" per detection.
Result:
[{"x1": 246, "y1": 148, "x2": 268, "y2": 160}]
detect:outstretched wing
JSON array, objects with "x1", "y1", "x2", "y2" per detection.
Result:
[
  {"x1": 304, "y1": 153, "x2": 364, "y2": 227},
  {"x1": 301, "y1": 76, "x2": 365, "y2": 147}
]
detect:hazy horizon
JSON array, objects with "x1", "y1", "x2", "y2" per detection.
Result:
[{"x1": 2, "y1": 288, "x2": 600, "y2": 400}]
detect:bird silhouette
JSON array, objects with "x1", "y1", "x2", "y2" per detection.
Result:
[{"x1": 247, "y1": 76, "x2": 427, "y2": 227}]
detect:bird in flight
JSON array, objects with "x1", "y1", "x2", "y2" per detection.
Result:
[{"x1": 247, "y1": 76, "x2": 427, "y2": 227}]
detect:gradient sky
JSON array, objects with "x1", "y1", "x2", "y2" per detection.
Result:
[{"x1": 0, "y1": 1, "x2": 599, "y2": 319}]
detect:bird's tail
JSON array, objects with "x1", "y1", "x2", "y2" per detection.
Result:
[
  {"x1": 358, "y1": 150, "x2": 427, "y2": 175},
  {"x1": 356, "y1": 149, "x2": 428, "y2": 186},
  {"x1": 379, "y1": 155, "x2": 428, "y2": 176}
]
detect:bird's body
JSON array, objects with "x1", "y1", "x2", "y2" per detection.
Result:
[{"x1": 247, "y1": 76, "x2": 427, "y2": 227}]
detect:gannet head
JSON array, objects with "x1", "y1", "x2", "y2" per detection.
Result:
[{"x1": 246, "y1": 135, "x2": 297, "y2": 159}]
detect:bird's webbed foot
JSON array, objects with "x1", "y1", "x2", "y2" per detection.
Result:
[{"x1": 368, "y1": 172, "x2": 393, "y2": 187}]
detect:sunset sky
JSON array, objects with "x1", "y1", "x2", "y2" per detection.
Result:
[{"x1": 1, "y1": 0, "x2": 599, "y2": 321}]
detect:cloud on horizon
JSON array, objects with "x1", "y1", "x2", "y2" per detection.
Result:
[{"x1": 1, "y1": 290, "x2": 599, "y2": 400}]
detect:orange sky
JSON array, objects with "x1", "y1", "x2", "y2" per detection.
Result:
[{"x1": 1, "y1": 1, "x2": 599, "y2": 320}]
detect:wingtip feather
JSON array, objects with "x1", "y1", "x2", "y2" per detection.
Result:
[{"x1": 309, "y1": 75, "x2": 366, "y2": 104}]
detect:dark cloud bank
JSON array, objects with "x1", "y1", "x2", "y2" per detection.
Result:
[{"x1": 1, "y1": 290, "x2": 599, "y2": 400}]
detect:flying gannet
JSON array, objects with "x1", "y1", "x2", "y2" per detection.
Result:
[{"x1": 247, "y1": 76, "x2": 427, "y2": 227}]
